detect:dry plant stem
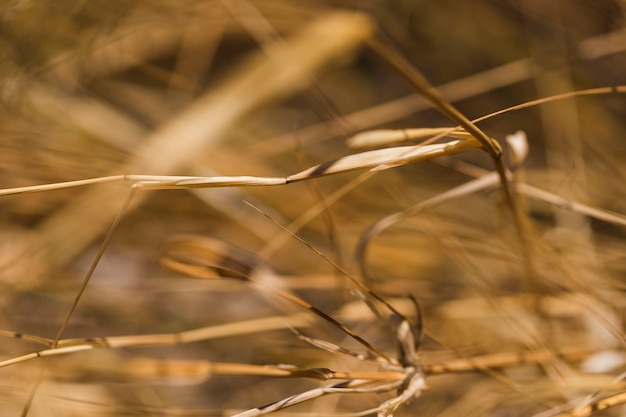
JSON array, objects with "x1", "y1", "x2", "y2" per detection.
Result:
[
  {"x1": 538, "y1": 391, "x2": 626, "y2": 417},
  {"x1": 474, "y1": 86, "x2": 626, "y2": 123},
  {"x1": 424, "y1": 345, "x2": 595, "y2": 375},
  {"x1": 0, "y1": 314, "x2": 315, "y2": 368},
  {"x1": 516, "y1": 184, "x2": 626, "y2": 227},
  {"x1": 20, "y1": 189, "x2": 138, "y2": 417},
  {"x1": 365, "y1": 38, "x2": 501, "y2": 157},
  {"x1": 52, "y1": 188, "x2": 137, "y2": 346},
  {"x1": 366, "y1": 35, "x2": 539, "y2": 297},
  {"x1": 0, "y1": 323, "x2": 602, "y2": 378}
]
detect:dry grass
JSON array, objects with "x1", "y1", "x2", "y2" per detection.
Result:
[{"x1": 1, "y1": 1, "x2": 625, "y2": 416}]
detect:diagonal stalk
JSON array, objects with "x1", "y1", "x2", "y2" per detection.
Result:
[{"x1": 366, "y1": 35, "x2": 539, "y2": 297}]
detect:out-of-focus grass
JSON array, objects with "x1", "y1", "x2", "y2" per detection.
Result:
[{"x1": 0, "y1": 1, "x2": 625, "y2": 416}]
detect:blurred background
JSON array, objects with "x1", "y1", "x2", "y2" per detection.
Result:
[{"x1": 0, "y1": 0, "x2": 625, "y2": 416}]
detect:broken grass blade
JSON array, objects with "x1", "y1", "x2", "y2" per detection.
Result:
[
  {"x1": 1, "y1": 138, "x2": 479, "y2": 197},
  {"x1": 288, "y1": 138, "x2": 482, "y2": 182}
]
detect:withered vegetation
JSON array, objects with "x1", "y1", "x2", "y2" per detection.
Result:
[{"x1": 0, "y1": 1, "x2": 625, "y2": 416}]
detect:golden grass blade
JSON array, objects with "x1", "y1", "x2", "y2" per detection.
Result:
[
  {"x1": 516, "y1": 183, "x2": 626, "y2": 227},
  {"x1": 135, "y1": 175, "x2": 288, "y2": 190},
  {"x1": 473, "y1": 86, "x2": 626, "y2": 124},
  {"x1": 0, "y1": 138, "x2": 480, "y2": 196},
  {"x1": 347, "y1": 127, "x2": 472, "y2": 149},
  {"x1": 0, "y1": 313, "x2": 312, "y2": 368},
  {"x1": 0, "y1": 176, "x2": 125, "y2": 197},
  {"x1": 287, "y1": 138, "x2": 482, "y2": 181},
  {"x1": 1, "y1": 321, "x2": 604, "y2": 383}
]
